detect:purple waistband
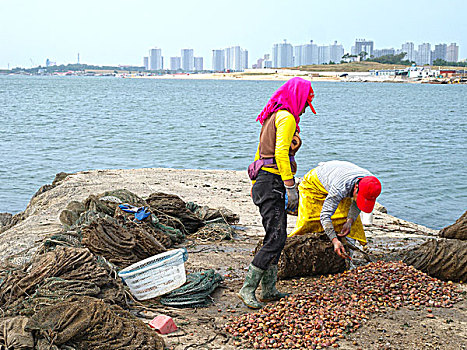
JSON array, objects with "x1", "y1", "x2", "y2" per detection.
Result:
[{"x1": 263, "y1": 156, "x2": 295, "y2": 165}]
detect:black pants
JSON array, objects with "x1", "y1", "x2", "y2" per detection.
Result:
[{"x1": 251, "y1": 170, "x2": 287, "y2": 271}]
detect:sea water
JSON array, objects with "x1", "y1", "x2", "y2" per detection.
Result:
[{"x1": 0, "y1": 75, "x2": 465, "y2": 229}]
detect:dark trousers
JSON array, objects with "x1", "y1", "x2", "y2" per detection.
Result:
[{"x1": 251, "y1": 170, "x2": 287, "y2": 271}]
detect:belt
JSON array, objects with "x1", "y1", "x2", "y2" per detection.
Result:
[{"x1": 262, "y1": 156, "x2": 295, "y2": 165}]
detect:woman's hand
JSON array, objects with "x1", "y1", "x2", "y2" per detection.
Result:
[{"x1": 332, "y1": 238, "x2": 351, "y2": 259}]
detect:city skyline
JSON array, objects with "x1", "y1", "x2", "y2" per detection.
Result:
[
  {"x1": 138, "y1": 39, "x2": 459, "y2": 72},
  {"x1": 1, "y1": 0, "x2": 466, "y2": 69}
]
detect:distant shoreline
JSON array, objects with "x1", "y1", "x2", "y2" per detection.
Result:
[{"x1": 122, "y1": 71, "x2": 465, "y2": 84}]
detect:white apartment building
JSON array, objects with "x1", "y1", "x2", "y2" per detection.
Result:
[
  {"x1": 373, "y1": 48, "x2": 395, "y2": 58},
  {"x1": 293, "y1": 41, "x2": 318, "y2": 66},
  {"x1": 417, "y1": 43, "x2": 432, "y2": 65},
  {"x1": 446, "y1": 43, "x2": 459, "y2": 62},
  {"x1": 181, "y1": 49, "x2": 194, "y2": 71},
  {"x1": 149, "y1": 48, "x2": 163, "y2": 70},
  {"x1": 212, "y1": 50, "x2": 225, "y2": 71},
  {"x1": 272, "y1": 41, "x2": 294, "y2": 68},
  {"x1": 329, "y1": 41, "x2": 344, "y2": 63},
  {"x1": 401, "y1": 42, "x2": 416, "y2": 62},
  {"x1": 194, "y1": 57, "x2": 203, "y2": 71},
  {"x1": 170, "y1": 57, "x2": 181, "y2": 71},
  {"x1": 143, "y1": 57, "x2": 149, "y2": 70},
  {"x1": 433, "y1": 44, "x2": 447, "y2": 62},
  {"x1": 225, "y1": 46, "x2": 248, "y2": 71},
  {"x1": 318, "y1": 45, "x2": 330, "y2": 64}
]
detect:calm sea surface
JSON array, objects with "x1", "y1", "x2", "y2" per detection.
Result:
[{"x1": 0, "y1": 75, "x2": 466, "y2": 229}]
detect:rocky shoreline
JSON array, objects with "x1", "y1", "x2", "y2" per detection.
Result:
[{"x1": 0, "y1": 168, "x2": 438, "y2": 265}]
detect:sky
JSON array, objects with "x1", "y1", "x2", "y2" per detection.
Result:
[{"x1": 1, "y1": 0, "x2": 466, "y2": 69}]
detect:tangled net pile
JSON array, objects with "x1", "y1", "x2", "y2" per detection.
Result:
[
  {"x1": 225, "y1": 261, "x2": 461, "y2": 349},
  {"x1": 0, "y1": 189, "x2": 238, "y2": 349}
]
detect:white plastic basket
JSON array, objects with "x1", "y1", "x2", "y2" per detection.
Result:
[{"x1": 118, "y1": 248, "x2": 188, "y2": 300}]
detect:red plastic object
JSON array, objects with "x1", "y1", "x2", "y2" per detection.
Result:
[{"x1": 149, "y1": 315, "x2": 177, "y2": 334}]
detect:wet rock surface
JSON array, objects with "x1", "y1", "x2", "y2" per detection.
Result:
[{"x1": 0, "y1": 212, "x2": 12, "y2": 228}]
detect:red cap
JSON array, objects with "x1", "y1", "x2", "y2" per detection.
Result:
[
  {"x1": 356, "y1": 176, "x2": 382, "y2": 213},
  {"x1": 307, "y1": 86, "x2": 316, "y2": 114}
]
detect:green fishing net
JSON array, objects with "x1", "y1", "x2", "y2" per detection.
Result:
[{"x1": 160, "y1": 269, "x2": 223, "y2": 308}]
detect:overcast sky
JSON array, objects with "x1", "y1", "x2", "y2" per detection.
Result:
[{"x1": 1, "y1": 0, "x2": 465, "y2": 69}]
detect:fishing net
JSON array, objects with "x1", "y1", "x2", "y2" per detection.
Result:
[
  {"x1": 145, "y1": 192, "x2": 204, "y2": 233},
  {"x1": 0, "y1": 187, "x2": 241, "y2": 349},
  {"x1": 56, "y1": 190, "x2": 186, "y2": 269},
  {"x1": 24, "y1": 296, "x2": 165, "y2": 350},
  {"x1": 185, "y1": 202, "x2": 239, "y2": 241},
  {"x1": 6, "y1": 278, "x2": 102, "y2": 318},
  {"x1": 439, "y1": 211, "x2": 467, "y2": 240},
  {"x1": 190, "y1": 222, "x2": 235, "y2": 241},
  {"x1": 160, "y1": 269, "x2": 224, "y2": 308},
  {"x1": 0, "y1": 246, "x2": 126, "y2": 314},
  {"x1": 80, "y1": 217, "x2": 167, "y2": 268},
  {"x1": 0, "y1": 316, "x2": 34, "y2": 350},
  {"x1": 402, "y1": 238, "x2": 467, "y2": 282},
  {"x1": 256, "y1": 233, "x2": 346, "y2": 279},
  {"x1": 186, "y1": 202, "x2": 240, "y2": 224}
]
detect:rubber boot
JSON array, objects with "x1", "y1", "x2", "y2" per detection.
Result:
[
  {"x1": 237, "y1": 264, "x2": 265, "y2": 309},
  {"x1": 259, "y1": 264, "x2": 290, "y2": 302}
]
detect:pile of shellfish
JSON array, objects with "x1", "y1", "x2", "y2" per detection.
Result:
[{"x1": 225, "y1": 261, "x2": 461, "y2": 349}]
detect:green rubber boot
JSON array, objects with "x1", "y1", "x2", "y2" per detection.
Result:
[
  {"x1": 237, "y1": 264, "x2": 265, "y2": 309},
  {"x1": 259, "y1": 264, "x2": 290, "y2": 302}
]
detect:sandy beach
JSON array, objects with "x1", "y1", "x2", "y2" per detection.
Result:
[
  {"x1": 0, "y1": 168, "x2": 465, "y2": 349},
  {"x1": 119, "y1": 67, "x2": 465, "y2": 84}
]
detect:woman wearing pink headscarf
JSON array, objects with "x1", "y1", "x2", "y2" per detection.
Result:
[{"x1": 239, "y1": 77, "x2": 316, "y2": 309}]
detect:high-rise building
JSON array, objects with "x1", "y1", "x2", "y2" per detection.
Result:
[
  {"x1": 433, "y1": 44, "x2": 447, "y2": 62},
  {"x1": 294, "y1": 45, "x2": 303, "y2": 66},
  {"x1": 401, "y1": 42, "x2": 416, "y2": 62},
  {"x1": 181, "y1": 49, "x2": 194, "y2": 71},
  {"x1": 446, "y1": 43, "x2": 459, "y2": 62},
  {"x1": 354, "y1": 39, "x2": 374, "y2": 58},
  {"x1": 170, "y1": 57, "x2": 181, "y2": 70},
  {"x1": 329, "y1": 41, "x2": 344, "y2": 63},
  {"x1": 318, "y1": 45, "x2": 330, "y2": 64},
  {"x1": 417, "y1": 43, "x2": 432, "y2": 65},
  {"x1": 373, "y1": 48, "x2": 395, "y2": 58},
  {"x1": 212, "y1": 50, "x2": 225, "y2": 71},
  {"x1": 225, "y1": 46, "x2": 248, "y2": 71},
  {"x1": 242, "y1": 50, "x2": 248, "y2": 70},
  {"x1": 143, "y1": 57, "x2": 149, "y2": 70},
  {"x1": 272, "y1": 40, "x2": 294, "y2": 68},
  {"x1": 308, "y1": 41, "x2": 319, "y2": 65},
  {"x1": 149, "y1": 48, "x2": 163, "y2": 70},
  {"x1": 194, "y1": 57, "x2": 203, "y2": 71},
  {"x1": 293, "y1": 40, "x2": 318, "y2": 66}
]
